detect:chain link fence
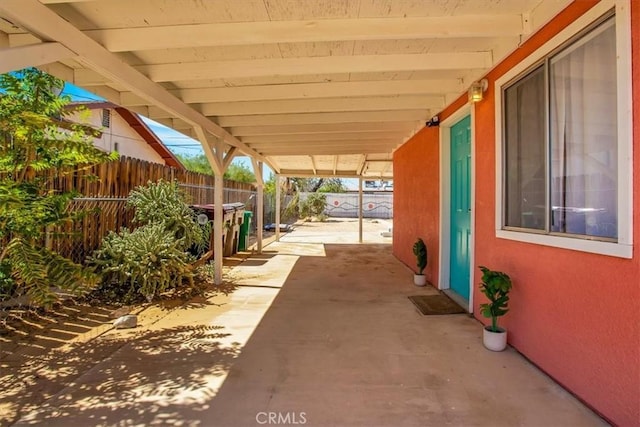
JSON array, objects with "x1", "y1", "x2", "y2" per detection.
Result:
[
  {"x1": 54, "y1": 185, "x2": 257, "y2": 264},
  {"x1": 50, "y1": 187, "x2": 393, "y2": 263}
]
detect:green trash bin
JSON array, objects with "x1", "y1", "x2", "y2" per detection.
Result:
[{"x1": 238, "y1": 211, "x2": 253, "y2": 251}]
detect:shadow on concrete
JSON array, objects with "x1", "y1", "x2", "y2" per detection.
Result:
[
  {"x1": 4, "y1": 242, "x2": 604, "y2": 426},
  {"x1": 1, "y1": 304, "x2": 113, "y2": 357},
  {"x1": 196, "y1": 243, "x2": 605, "y2": 426},
  {"x1": 1, "y1": 282, "x2": 239, "y2": 426},
  {"x1": 239, "y1": 258, "x2": 272, "y2": 267},
  {"x1": 3, "y1": 324, "x2": 240, "y2": 426}
]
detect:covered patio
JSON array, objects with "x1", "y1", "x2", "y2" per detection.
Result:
[
  {"x1": 6, "y1": 221, "x2": 604, "y2": 426},
  {"x1": 1, "y1": 1, "x2": 634, "y2": 424},
  {"x1": 0, "y1": 0, "x2": 570, "y2": 283}
]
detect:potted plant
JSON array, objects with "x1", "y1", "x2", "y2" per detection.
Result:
[
  {"x1": 412, "y1": 238, "x2": 427, "y2": 286},
  {"x1": 478, "y1": 266, "x2": 512, "y2": 351}
]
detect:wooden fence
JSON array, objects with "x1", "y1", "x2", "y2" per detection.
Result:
[
  {"x1": 45, "y1": 156, "x2": 255, "y2": 263},
  {"x1": 46, "y1": 156, "x2": 253, "y2": 201}
]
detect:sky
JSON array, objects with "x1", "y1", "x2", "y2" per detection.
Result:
[{"x1": 61, "y1": 82, "x2": 273, "y2": 179}]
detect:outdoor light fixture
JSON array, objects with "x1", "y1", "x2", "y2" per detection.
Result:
[
  {"x1": 468, "y1": 79, "x2": 488, "y2": 103},
  {"x1": 426, "y1": 115, "x2": 440, "y2": 127}
]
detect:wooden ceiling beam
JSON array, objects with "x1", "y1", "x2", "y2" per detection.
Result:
[
  {"x1": 72, "y1": 51, "x2": 489, "y2": 86},
  {"x1": 247, "y1": 139, "x2": 398, "y2": 149},
  {"x1": 230, "y1": 122, "x2": 418, "y2": 136},
  {"x1": 278, "y1": 170, "x2": 364, "y2": 179},
  {"x1": 33, "y1": 15, "x2": 527, "y2": 52},
  {"x1": 40, "y1": 0, "x2": 95, "y2": 3},
  {"x1": 52, "y1": 54, "x2": 493, "y2": 86},
  {"x1": 241, "y1": 131, "x2": 405, "y2": 143},
  {"x1": 0, "y1": 42, "x2": 75, "y2": 74},
  {"x1": 217, "y1": 110, "x2": 429, "y2": 127},
  {"x1": 256, "y1": 145, "x2": 395, "y2": 156},
  {"x1": 119, "y1": 79, "x2": 464, "y2": 106},
  {"x1": 199, "y1": 95, "x2": 444, "y2": 117},
  {"x1": 133, "y1": 53, "x2": 492, "y2": 82}
]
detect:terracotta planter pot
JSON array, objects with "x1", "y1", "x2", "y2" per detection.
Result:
[{"x1": 483, "y1": 326, "x2": 507, "y2": 351}]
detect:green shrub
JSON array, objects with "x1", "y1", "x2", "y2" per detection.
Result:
[
  {"x1": 127, "y1": 179, "x2": 205, "y2": 250},
  {"x1": 91, "y1": 179, "x2": 207, "y2": 303},
  {"x1": 91, "y1": 225, "x2": 193, "y2": 302},
  {"x1": 0, "y1": 260, "x2": 14, "y2": 300},
  {"x1": 0, "y1": 68, "x2": 116, "y2": 307},
  {"x1": 316, "y1": 213, "x2": 329, "y2": 222},
  {"x1": 300, "y1": 193, "x2": 327, "y2": 218}
]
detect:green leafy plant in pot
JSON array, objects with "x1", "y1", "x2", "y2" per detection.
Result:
[
  {"x1": 478, "y1": 266, "x2": 512, "y2": 351},
  {"x1": 412, "y1": 238, "x2": 427, "y2": 286}
]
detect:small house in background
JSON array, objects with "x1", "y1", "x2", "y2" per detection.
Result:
[
  {"x1": 68, "y1": 101, "x2": 184, "y2": 170},
  {"x1": 364, "y1": 180, "x2": 393, "y2": 192}
]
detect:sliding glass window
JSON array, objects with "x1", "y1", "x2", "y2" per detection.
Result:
[{"x1": 502, "y1": 16, "x2": 617, "y2": 241}]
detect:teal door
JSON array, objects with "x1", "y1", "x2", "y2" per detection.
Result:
[{"x1": 450, "y1": 115, "x2": 471, "y2": 301}]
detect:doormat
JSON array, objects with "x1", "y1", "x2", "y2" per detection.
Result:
[{"x1": 408, "y1": 294, "x2": 466, "y2": 315}]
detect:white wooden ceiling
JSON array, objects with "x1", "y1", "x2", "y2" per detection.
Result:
[{"x1": 0, "y1": 0, "x2": 570, "y2": 178}]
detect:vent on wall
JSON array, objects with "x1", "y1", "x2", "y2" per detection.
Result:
[{"x1": 101, "y1": 109, "x2": 111, "y2": 128}]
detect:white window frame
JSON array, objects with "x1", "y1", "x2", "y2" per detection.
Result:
[{"x1": 494, "y1": 0, "x2": 633, "y2": 259}]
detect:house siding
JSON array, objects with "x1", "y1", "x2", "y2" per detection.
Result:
[
  {"x1": 393, "y1": 1, "x2": 639, "y2": 425},
  {"x1": 96, "y1": 112, "x2": 166, "y2": 164},
  {"x1": 67, "y1": 108, "x2": 167, "y2": 165}
]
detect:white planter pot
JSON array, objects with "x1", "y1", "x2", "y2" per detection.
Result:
[
  {"x1": 413, "y1": 274, "x2": 427, "y2": 286},
  {"x1": 483, "y1": 326, "x2": 507, "y2": 351}
]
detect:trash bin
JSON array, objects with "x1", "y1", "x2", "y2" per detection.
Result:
[
  {"x1": 224, "y1": 203, "x2": 244, "y2": 256},
  {"x1": 238, "y1": 211, "x2": 253, "y2": 251},
  {"x1": 191, "y1": 204, "x2": 238, "y2": 256}
]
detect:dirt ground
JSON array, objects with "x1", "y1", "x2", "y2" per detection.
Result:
[{"x1": 0, "y1": 268, "x2": 241, "y2": 426}]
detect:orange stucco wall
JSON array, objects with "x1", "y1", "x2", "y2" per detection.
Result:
[
  {"x1": 393, "y1": 127, "x2": 440, "y2": 283},
  {"x1": 393, "y1": 1, "x2": 640, "y2": 425}
]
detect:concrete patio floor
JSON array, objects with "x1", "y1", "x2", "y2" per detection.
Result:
[{"x1": 9, "y1": 219, "x2": 605, "y2": 426}]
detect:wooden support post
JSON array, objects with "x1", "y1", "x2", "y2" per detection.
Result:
[
  {"x1": 195, "y1": 126, "x2": 232, "y2": 285},
  {"x1": 251, "y1": 158, "x2": 264, "y2": 254},
  {"x1": 275, "y1": 174, "x2": 281, "y2": 242},
  {"x1": 212, "y1": 138, "x2": 225, "y2": 285},
  {"x1": 359, "y1": 177, "x2": 364, "y2": 243},
  {"x1": 213, "y1": 172, "x2": 224, "y2": 284},
  {"x1": 257, "y1": 179, "x2": 264, "y2": 253}
]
